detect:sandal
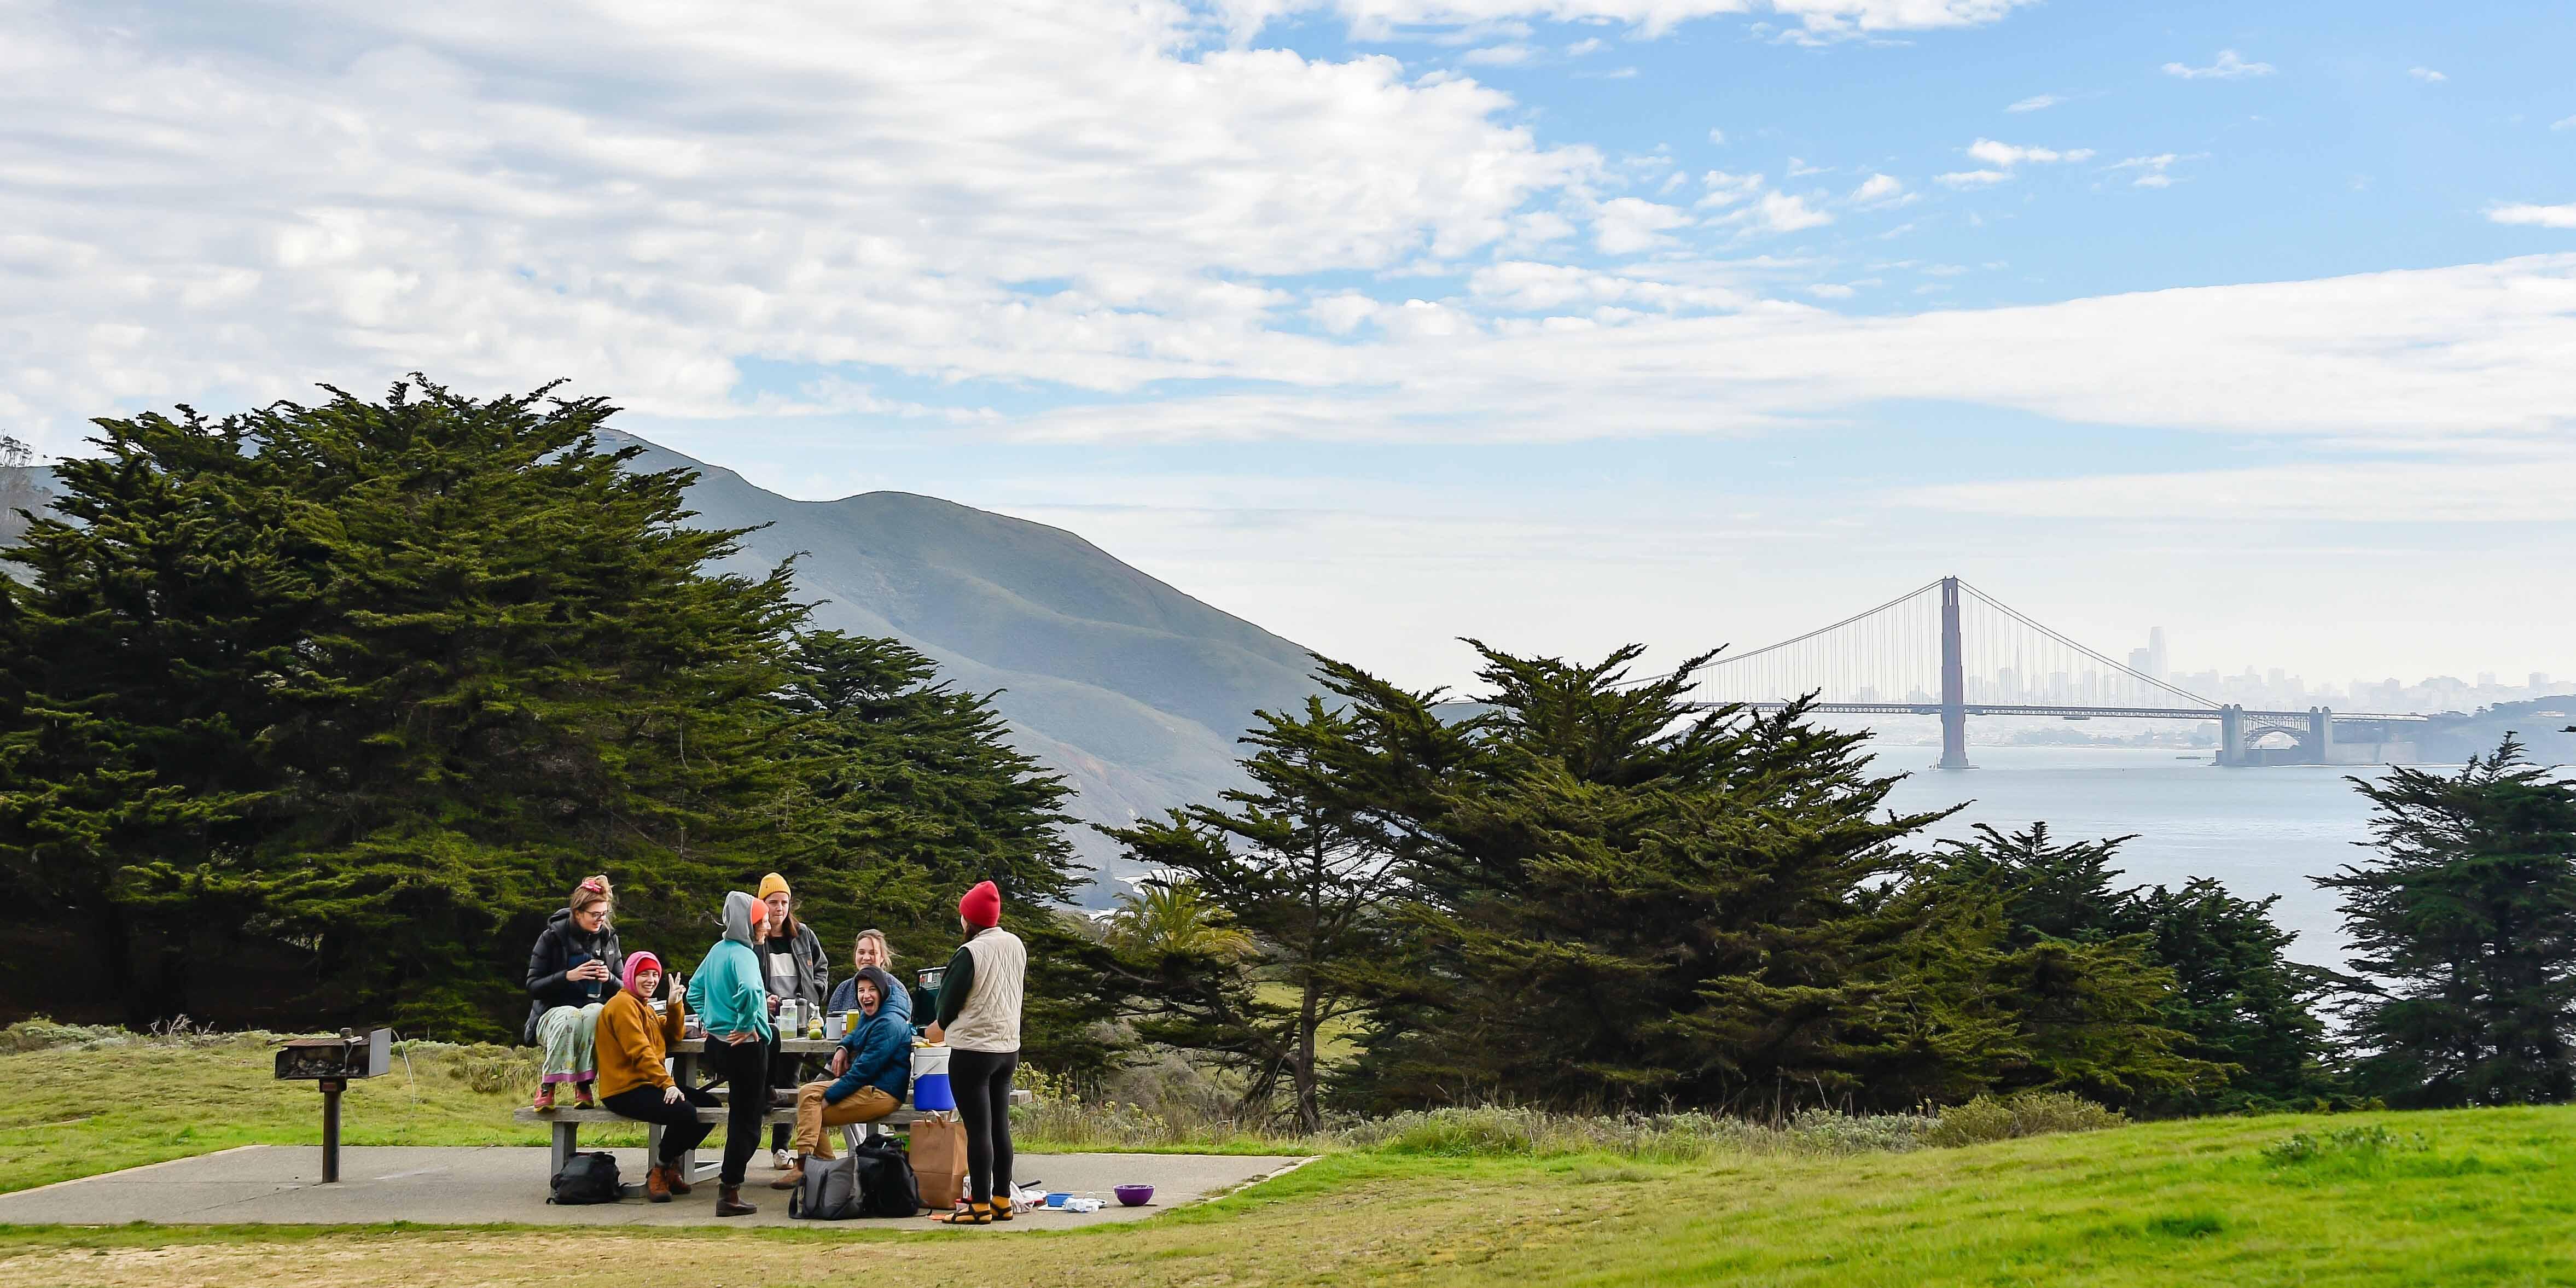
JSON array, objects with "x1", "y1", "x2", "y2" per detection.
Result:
[{"x1": 931, "y1": 1200, "x2": 993, "y2": 1225}]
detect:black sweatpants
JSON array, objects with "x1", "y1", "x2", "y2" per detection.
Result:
[
  {"x1": 600, "y1": 1083, "x2": 718, "y2": 1164},
  {"x1": 703, "y1": 1036, "x2": 770, "y2": 1186},
  {"x1": 767, "y1": 1034, "x2": 803, "y2": 1151},
  {"x1": 950, "y1": 1047, "x2": 1019, "y2": 1204}
]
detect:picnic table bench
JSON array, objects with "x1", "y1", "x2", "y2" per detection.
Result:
[{"x1": 511, "y1": 1037, "x2": 1027, "y2": 1179}]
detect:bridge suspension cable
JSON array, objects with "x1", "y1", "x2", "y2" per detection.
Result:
[{"x1": 1689, "y1": 576, "x2": 2220, "y2": 713}]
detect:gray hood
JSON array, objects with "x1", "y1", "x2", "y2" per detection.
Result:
[{"x1": 722, "y1": 890, "x2": 760, "y2": 946}]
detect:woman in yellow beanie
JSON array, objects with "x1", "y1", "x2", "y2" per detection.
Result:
[{"x1": 755, "y1": 872, "x2": 831, "y2": 1170}]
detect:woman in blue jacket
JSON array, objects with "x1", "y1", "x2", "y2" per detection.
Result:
[
  {"x1": 685, "y1": 890, "x2": 774, "y2": 1217},
  {"x1": 774, "y1": 966, "x2": 911, "y2": 1190}
]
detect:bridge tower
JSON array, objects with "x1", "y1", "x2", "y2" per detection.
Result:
[
  {"x1": 1939, "y1": 576, "x2": 1972, "y2": 770},
  {"x1": 2217, "y1": 704, "x2": 2246, "y2": 766}
]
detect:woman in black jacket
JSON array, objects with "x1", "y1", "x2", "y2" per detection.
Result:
[{"x1": 525, "y1": 875, "x2": 625, "y2": 1111}]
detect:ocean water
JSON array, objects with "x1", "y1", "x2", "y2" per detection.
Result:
[{"x1": 1863, "y1": 742, "x2": 2395, "y2": 968}]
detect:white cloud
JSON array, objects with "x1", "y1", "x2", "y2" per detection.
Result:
[
  {"x1": 1566, "y1": 36, "x2": 1608, "y2": 54},
  {"x1": 1592, "y1": 197, "x2": 1695, "y2": 252},
  {"x1": 1009, "y1": 255, "x2": 2576, "y2": 447},
  {"x1": 2408, "y1": 67, "x2": 2446, "y2": 83},
  {"x1": 1849, "y1": 173, "x2": 1912, "y2": 206},
  {"x1": 1786, "y1": 157, "x2": 1827, "y2": 177},
  {"x1": 0, "y1": 0, "x2": 1601, "y2": 449},
  {"x1": 1461, "y1": 43, "x2": 1539, "y2": 64},
  {"x1": 1707, "y1": 126, "x2": 1728, "y2": 144},
  {"x1": 2109, "y1": 153, "x2": 2187, "y2": 188},
  {"x1": 1747, "y1": 190, "x2": 1833, "y2": 233},
  {"x1": 1309, "y1": 293, "x2": 1384, "y2": 334},
  {"x1": 2556, "y1": 115, "x2": 2576, "y2": 132},
  {"x1": 1805, "y1": 282, "x2": 1857, "y2": 299},
  {"x1": 1967, "y1": 139, "x2": 2095, "y2": 167},
  {"x1": 1216, "y1": 0, "x2": 2043, "y2": 43},
  {"x1": 2005, "y1": 93, "x2": 2063, "y2": 113},
  {"x1": 1939, "y1": 138, "x2": 2092, "y2": 188},
  {"x1": 1905, "y1": 457, "x2": 2576, "y2": 523},
  {"x1": 1696, "y1": 170, "x2": 1767, "y2": 207},
  {"x1": 2490, "y1": 203, "x2": 2576, "y2": 229},
  {"x1": 2163, "y1": 50, "x2": 2273, "y2": 80}
]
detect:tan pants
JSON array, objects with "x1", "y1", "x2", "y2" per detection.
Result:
[{"x1": 793, "y1": 1082, "x2": 898, "y2": 1158}]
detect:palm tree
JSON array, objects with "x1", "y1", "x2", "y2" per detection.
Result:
[{"x1": 1106, "y1": 878, "x2": 1257, "y2": 961}]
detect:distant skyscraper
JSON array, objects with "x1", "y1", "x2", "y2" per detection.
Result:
[{"x1": 2147, "y1": 626, "x2": 2168, "y2": 682}]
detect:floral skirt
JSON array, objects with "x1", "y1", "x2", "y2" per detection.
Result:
[{"x1": 535, "y1": 1002, "x2": 605, "y2": 1084}]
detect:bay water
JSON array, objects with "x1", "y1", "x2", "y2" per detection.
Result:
[{"x1": 1864, "y1": 742, "x2": 2393, "y2": 969}]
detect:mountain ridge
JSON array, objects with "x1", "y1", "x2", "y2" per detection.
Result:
[{"x1": 600, "y1": 432, "x2": 1324, "y2": 890}]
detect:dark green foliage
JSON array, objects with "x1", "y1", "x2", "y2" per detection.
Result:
[
  {"x1": 1311, "y1": 643, "x2": 1982, "y2": 1112},
  {"x1": 1102, "y1": 697, "x2": 1410, "y2": 1130},
  {"x1": 2318, "y1": 737, "x2": 2576, "y2": 1107},
  {"x1": 766, "y1": 629, "x2": 1113, "y2": 1071},
  {"x1": 0, "y1": 382, "x2": 1091, "y2": 1051},
  {"x1": 1914, "y1": 823, "x2": 2328, "y2": 1112}
]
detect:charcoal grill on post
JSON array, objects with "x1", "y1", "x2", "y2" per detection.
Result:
[{"x1": 274, "y1": 1028, "x2": 391, "y2": 1182}]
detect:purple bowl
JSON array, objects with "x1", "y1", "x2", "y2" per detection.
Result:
[{"x1": 1113, "y1": 1184, "x2": 1154, "y2": 1207}]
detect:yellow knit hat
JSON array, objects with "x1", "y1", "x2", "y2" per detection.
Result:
[{"x1": 757, "y1": 872, "x2": 790, "y2": 901}]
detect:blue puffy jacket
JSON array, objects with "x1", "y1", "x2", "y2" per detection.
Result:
[{"x1": 824, "y1": 1000, "x2": 914, "y2": 1105}]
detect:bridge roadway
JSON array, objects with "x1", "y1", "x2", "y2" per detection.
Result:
[
  {"x1": 1685, "y1": 701, "x2": 2432, "y2": 768},
  {"x1": 1702, "y1": 701, "x2": 2430, "y2": 722}
]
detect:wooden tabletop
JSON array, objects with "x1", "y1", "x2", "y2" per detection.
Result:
[{"x1": 673, "y1": 1036, "x2": 844, "y2": 1054}]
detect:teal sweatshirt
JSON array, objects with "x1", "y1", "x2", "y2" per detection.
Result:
[{"x1": 687, "y1": 890, "x2": 775, "y2": 1042}]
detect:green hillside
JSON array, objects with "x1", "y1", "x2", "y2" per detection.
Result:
[{"x1": 603, "y1": 433, "x2": 1322, "y2": 888}]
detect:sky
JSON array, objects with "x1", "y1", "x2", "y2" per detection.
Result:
[{"x1": 4, "y1": 0, "x2": 2573, "y2": 692}]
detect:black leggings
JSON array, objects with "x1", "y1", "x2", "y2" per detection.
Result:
[
  {"x1": 703, "y1": 1036, "x2": 770, "y2": 1187},
  {"x1": 767, "y1": 1034, "x2": 804, "y2": 1150},
  {"x1": 600, "y1": 1083, "x2": 718, "y2": 1164},
  {"x1": 950, "y1": 1048, "x2": 1019, "y2": 1204}
]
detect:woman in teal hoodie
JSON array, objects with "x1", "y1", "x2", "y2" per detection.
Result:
[{"x1": 686, "y1": 890, "x2": 774, "y2": 1216}]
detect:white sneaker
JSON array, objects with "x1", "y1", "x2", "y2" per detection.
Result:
[{"x1": 771, "y1": 1149, "x2": 794, "y2": 1171}]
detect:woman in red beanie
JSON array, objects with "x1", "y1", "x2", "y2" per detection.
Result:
[{"x1": 923, "y1": 879, "x2": 1026, "y2": 1225}]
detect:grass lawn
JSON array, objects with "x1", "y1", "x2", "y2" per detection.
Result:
[{"x1": 4, "y1": 1037, "x2": 2574, "y2": 1285}]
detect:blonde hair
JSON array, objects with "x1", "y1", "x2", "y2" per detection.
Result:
[
  {"x1": 569, "y1": 875, "x2": 613, "y2": 920},
  {"x1": 852, "y1": 928, "x2": 895, "y2": 966}
]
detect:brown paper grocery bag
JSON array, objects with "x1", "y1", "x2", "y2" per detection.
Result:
[{"x1": 909, "y1": 1115, "x2": 968, "y2": 1211}]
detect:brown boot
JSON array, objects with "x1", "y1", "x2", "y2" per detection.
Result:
[
  {"x1": 716, "y1": 1185, "x2": 757, "y2": 1217},
  {"x1": 665, "y1": 1165, "x2": 693, "y2": 1196},
  {"x1": 645, "y1": 1165, "x2": 672, "y2": 1203},
  {"x1": 770, "y1": 1158, "x2": 806, "y2": 1190}
]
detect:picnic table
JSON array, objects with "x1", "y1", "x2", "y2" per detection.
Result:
[{"x1": 511, "y1": 1036, "x2": 1025, "y2": 1181}]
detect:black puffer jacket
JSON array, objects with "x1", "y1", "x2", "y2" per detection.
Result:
[{"x1": 523, "y1": 910, "x2": 625, "y2": 1045}]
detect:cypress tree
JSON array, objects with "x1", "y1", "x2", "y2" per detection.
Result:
[{"x1": 2318, "y1": 737, "x2": 2576, "y2": 1106}]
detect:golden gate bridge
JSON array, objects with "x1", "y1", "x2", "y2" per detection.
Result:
[{"x1": 1689, "y1": 576, "x2": 2427, "y2": 768}]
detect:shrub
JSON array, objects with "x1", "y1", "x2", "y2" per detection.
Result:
[
  {"x1": 2261, "y1": 1124, "x2": 2428, "y2": 1166},
  {"x1": 1924, "y1": 1092, "x2": 2125, "y2": 1147},
  {"x1": 0, "y1": 1018, "x2": 132, "y2": 1053},
  {"x1": 445, "y1": 1046, "x2": 540, "y2": 1095}
]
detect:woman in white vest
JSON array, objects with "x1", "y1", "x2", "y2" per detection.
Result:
[{"x1": 922, "y1": 879, "x2": 1026, "y2": 1225}]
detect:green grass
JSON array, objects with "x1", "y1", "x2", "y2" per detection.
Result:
[
  {"x1": 0, "y1": 1033, "x2": 645, "y2": 1194},
  {"x1": 4, "y1": 1035, "x2": 2574, "y2": 1286}
]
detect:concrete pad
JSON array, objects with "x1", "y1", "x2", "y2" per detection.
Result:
[{"x1": 0, "y1": 1146, "x2": 1311, "y2": 1229}]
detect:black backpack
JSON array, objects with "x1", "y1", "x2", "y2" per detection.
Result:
[
  {"x1": 548, "y1": 1151, "x2": 621, "y2": 1204},
  {"x1": 789, "y1": 1153, "x2": 868, "y2": 1220},
  {"x1": 852, "y1": 1137, "x2": 921, "y2": 1217}
]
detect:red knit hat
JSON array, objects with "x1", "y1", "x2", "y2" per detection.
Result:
[{"x1": 960, "y1": 880, "x2": 1002, "y2": 929}]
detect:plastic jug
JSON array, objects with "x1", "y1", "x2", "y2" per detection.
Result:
[{"x1": 911, "y1": 1044, "x2": 954, "y2": 1111}]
